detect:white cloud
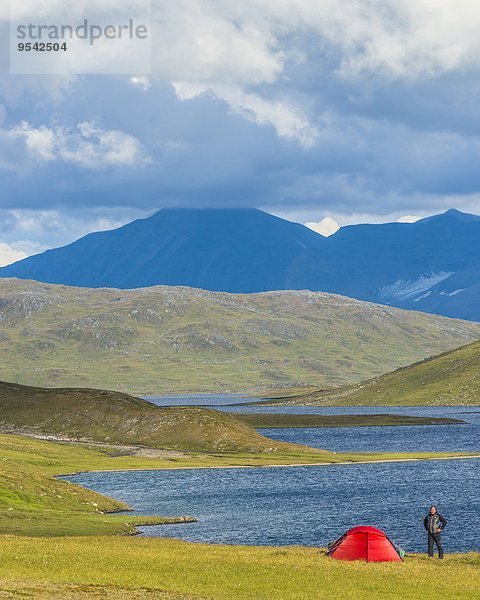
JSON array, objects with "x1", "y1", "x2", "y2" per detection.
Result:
[
  {"x1": 154, "y1": 1, "x2": 283, "y2": 87},
  {"x1": 397, "y1": 214, "x2": 421, "y2": 223},
  {"x1": 156, "y1": 1, "x2": 316, "y2": 147},
  {"x1": 3, "y1": 1, "x2": 480, "y2": 218},
  {"x1": 13, "y1": 122, "x2": 56, "y2": 160},
  {"x1": 7, "y1": 1, "x2": 479, "y2": 82},
  {"x1": 337, "y1": 1, "x2": 480, "y2": 79},
  {"x1": 0, "y1": 243, "x2": 27, "y2": 267},
  {"x1": 174, "y1": 82, "x2": 318, "y2": 148},
  {"x1": 195, "y1": 1, "x2": 480, "y2": 81},
  {"x1": 305, "y1": 216, "x2": 340, "y2": 236},
  {"x1": 2, "y1": 0, "x2": 136, "y2": 21},
  {"x1": 151, "y1": 1, "x2": 480, "y2": 146},
  {"x1": 61, "y1": 122, "x2": 152, "y2": 168},
  {"x1": 5, "y1": 1, "x2": 480, "y2": 148},
  {"x1": 0, "y1": 121, "x2": 152, "y2": 171},
  {"x1": 131, "y1": 76, "x2": 151, "y2": 91}
]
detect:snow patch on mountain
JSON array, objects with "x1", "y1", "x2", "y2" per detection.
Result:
[
  {"x1": 376, "y1": 272, "x2": 454, "y2": 302},
  {"x1": 414, "y1": 291, "x2": 432, "y2": 302},
  {"x1": 436, "y1": 288, "x2": 466, "y2": 297}
]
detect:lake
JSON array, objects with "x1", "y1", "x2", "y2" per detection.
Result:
[
  {"x1": 66, "y1": 458, "x2": 480, "y2": 552},
  {"x1": 144, "y1": 394, "x2": 249, "y2": 406},
  {"x1": 66, "y1": 396, "x2": 480, "y2": 553}
]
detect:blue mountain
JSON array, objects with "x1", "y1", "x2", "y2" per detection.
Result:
[
  {"x1": 287, "y1": 208, "x2": 480, "y2": 320},
  {"x1": 0, "y1": 209, "x2": 323, "y2": 293},
  {"x1": 1, "y1": 207, "x2": 480, "y2": 320}
]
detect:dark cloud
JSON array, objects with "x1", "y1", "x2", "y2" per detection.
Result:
[{"x1": 1, "y1": 1, "x2": 480, "y2": 250}]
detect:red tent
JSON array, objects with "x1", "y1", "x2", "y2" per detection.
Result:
[{"x1": 327, "y1": 526, "x2": 404, "y2": 562}]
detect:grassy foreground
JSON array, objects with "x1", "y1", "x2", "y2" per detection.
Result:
[
  {"x1": 0, "y1": 537, "x2": 479, "y2": 600},
  {"x1": 1, "y1": 433, "x2": 479, "y2": 598}
]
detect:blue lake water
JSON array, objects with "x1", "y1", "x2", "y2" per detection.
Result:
[
  {"x1": 67, "y1": 397, "x2": 480, "y2": 553},
  {"x1": 67, "y1": 458, "x2": 480, "y2": 553},
  {"x1": 144, "y1": 394, "x2": 248, "y2": 406}
]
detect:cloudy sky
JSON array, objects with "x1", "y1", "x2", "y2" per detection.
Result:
[{"x1": 1, "y1": 0, "x2": 480, "y2": 264}]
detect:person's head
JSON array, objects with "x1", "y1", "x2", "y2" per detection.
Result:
[{"x1": 430, "y1": 505, "x2": 437, "y2": 515}]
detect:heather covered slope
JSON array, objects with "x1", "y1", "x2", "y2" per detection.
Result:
[
  {"x1": 1, "y1": 279, "x2": 479, "y2": 394},
  {"x1": 287, "y1": 340, "x2": 480, "y2": 406},
  {"x1": 0, "y1": 380, "x2": 295, "y2": 452}
]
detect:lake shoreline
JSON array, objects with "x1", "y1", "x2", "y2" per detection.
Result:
[{"x1": 60, "y1": 452, "x2": 480, "y2": 477}]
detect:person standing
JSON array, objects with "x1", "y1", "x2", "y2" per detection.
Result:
[{"x1": 423, "y1": 505, "x2": 447, "y2": 558}]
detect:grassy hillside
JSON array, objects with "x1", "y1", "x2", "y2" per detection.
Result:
[
  {"x1": 0, "y1": 433, "x2": 195, "y2": 537},
  {"x1": 0, "y1": 279, "x2": 479, "y2": 395},
  {"x1": 0, "y1": 380, "x2": 300, "y2": 453},
  {"x1": 287, "y1": 340, "x2": 480, "y2": 406}
]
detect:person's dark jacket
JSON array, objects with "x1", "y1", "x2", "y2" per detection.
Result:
[{"x1": 424, "y1": 513, "x2": 447, "y2": 534}]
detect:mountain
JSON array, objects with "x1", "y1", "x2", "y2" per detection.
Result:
[
  {"x1": 0, "y1": 208, "x2": 323, "y2": 293},
  {"x1": 419, "y1": 208, "x2": 480, "y2": 224},
  {"x1": 285, "y1": 340, "x2": 480, "y2": 406},
  {"x1": 0, "y1": 380, "x2": 300, "y2": 453},
  {"x1": 0, "y1": 279, "x2": 479, "y2": 395},
  {"x1": 287, "y1": 208, "x2": 480, "y2": 320},
  {"x1": 2, "y1": 207, "x2": 480, "y2": 320}
]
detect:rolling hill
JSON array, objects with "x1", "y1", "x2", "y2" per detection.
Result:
[
  {"x1": 286, "y1": 340, "x2": 480, "y2": 406},
  {"x1": 0, "y1": 380, "x2": 297, "y2": 453},
  {"x1": 0, "y1": 279, "x2": 479, "y2": 394},
  {"x1": 2, "y1": 207, "x2": 480, "y2": 321}
]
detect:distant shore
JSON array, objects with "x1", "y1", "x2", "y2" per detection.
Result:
[
  {"x1": 235, "y1": 412, "x2": 464, "y2": 428},
  {"x1": 63, "y1": 451, "x2": 480, "y2": 476}
]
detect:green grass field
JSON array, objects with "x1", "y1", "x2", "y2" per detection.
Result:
[{"x1": 0, "y1": 537, "x2": 478, "y2": 599}]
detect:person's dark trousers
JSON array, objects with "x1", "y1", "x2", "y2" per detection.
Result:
[{"x1": 428, "y1": 533, "x2": 444, "y2": 558}]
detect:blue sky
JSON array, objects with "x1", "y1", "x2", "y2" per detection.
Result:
[{"x1": 1, "y1": 1, "x2": 480, "y2": 264}]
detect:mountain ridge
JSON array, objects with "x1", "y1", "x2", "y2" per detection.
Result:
[
  {"x1": 1, "y1": 207, "x2": 480, "y2": 320},
  {"x1": 0, "y1": 208, "x2": 323, "y2": 292},
  {"x1": 287, "y1": 208, "x2": 480, "y2": 320}
]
